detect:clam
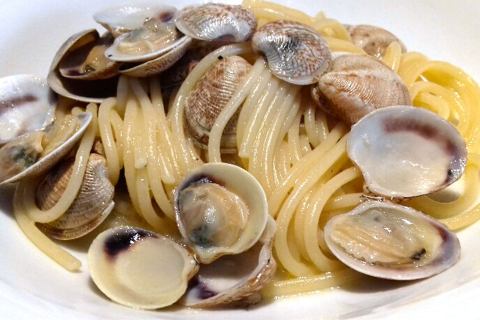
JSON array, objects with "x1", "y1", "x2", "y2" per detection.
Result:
[
  {"x1": 58, "y1": 30, "x2": 119, "y2": 80},
  {"x1": 0, "y1": 112, "x2": 92, "y2": 185},
  {"x1": 174, "y1": 163, "x2": 268, "y2": 264},
  {"x1": 311, "y1": 54, "x2": 410, "y2": 125},
  {"x1": 347, "y1": 105, "x2": 467, "y2": 198},
  {"x1": 348, "y1": 24, "x2": 406, "y2": 58},
  {"x1": 184, "y1": 55, "x2": 252, "y2": 150},
  {"x1": 88, "y1": 226, "x2": 199, "y2": 309},
  {"x1": 36, "y1": 153, "x2": 115, "y2": 240},
  {"x1": 175, "y1": 3, "x2": 256, "y2": 42},
  {"x1": 182, "y1": 216, "x2": 277, "y2": 307},
  {"x1": 48, "y1": 30, "x2": 118, "y2": 103},
  {"x1": 252, "y1": 20, "x2": 331, "y2": 85},
  {"x1": 94, "y1": 4, "x2": 177, "y2": 37},
  {"x1": 0, "y1": 74, "x2": 56, "y2": 144},
  {"x1": 324, "y1": 200, "x2": 460, "y2": 280}
]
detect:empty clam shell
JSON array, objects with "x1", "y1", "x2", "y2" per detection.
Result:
[
  {"x1": 347, "y1": 105, "x2": 467, "y2": 198},
  {"x1": 312, "y1": 54, "x2": 410, "y2": 125},
  {"x1": 0, "y1": 74, "x2": 56, "y2": 145},
  {"x1": 175, "y1": 3, "x2": 256, "y2": 42},
  {"x1": 174, "y1": 163, "x2": 269, "y2": 264},
  {"x1": 94, "y1": 4, "x2": 177, "y2": 37},
  {"x1": 0, "y1": 112, "x2": 92, "y2": 185},
  {"x1": 348, "y1": 24, "x2": 406, "y2": 58},
  {"x1": 252, "y1": 20, "x2": 332, "y2": 85},
  {"x1": 48, "y1": 30, "x2": 118, "y2": 103},
  {"x1": 184, "y1": 55, "x2": 252, "y2": 150},
  {"x1": 36, "y1": 153, "x2": 115, "y2": 240},
  {"x1": 325, "y1": 200, "x2": 460, "y2": 280},
  {"x1": 88, "y1": 227, "x2": 199, "y2": 309},
  {"x1": 182, "y1": 216, "x2": 276, "y2": 307},
  {"x1": 119, "y1": 36, "x2": 192, "y2": 77}
]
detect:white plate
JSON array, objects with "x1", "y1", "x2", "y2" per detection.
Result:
[{"x1": 1, "y1": 0, "x2": 479, "y2": 319}]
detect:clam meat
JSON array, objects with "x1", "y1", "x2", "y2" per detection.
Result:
[
  {"x1": 88, "y1": 227, "x2": 199, "y2": 309},
  {"x1": 312, "y1": 54, "x2": 410, "y2": 125},
  {"x1": 174, "y1": 163, "x2": 268, "y2": 264},
  {"x1": 347, "y1": 105, "x2": 467, "y2": 198},
  {"x1": 324, "y1": 201, "x2": 460, "y2": 280},
  {"x1": 252, "y1": 20, "x2": 332, "y2": 85},
  {"x1": 175, "y1": 3, "x2": 256, "y2": 42},
  {"x1": 184, "y1": 55, "x2": 252, "y2": 150}
]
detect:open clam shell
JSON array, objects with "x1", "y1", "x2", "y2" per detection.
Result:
[
  {"x1": 94, "y1": 4, "x2": 177, "y2": 37},
  {"x1": 36, "y1": 153, "x2": 115, "y2": 240},
  {"x1": 119, "y1": 36, "x2": 192, "y2": 77},
  {"x1": 88, "y1": 227, "x2": 199, "y2": 309},
  {"x1": 347, "y1": 105, "x2": 467, "y2": 198},
  {"x1": 252, "y1": 20, "x2": 332, "y2": 85},
  {"x1": 0, "y1": 112, "x2": 92, "y2": 185},
  {"x1": 324, "y1": 201, "x2": 461, "y2": 280},
  {"x1": 0, "y1": 74, "x2": 56, "y2": 144},
  {"x1": 174, "y1": 163, "x2": 269, "y2": 264},
  {"x1": 48, "y1": 29, "x2": 118, "y2": 103},
  {"x1": 182, "y1": 216, "x2": 276, "y2": 307},
  {"x1": 175, "y1": 3, "x2": 256, "y2": 42}
]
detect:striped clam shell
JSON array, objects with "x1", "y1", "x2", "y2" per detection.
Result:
[
  {"x1": 175, "y1": 3, "x2": 256, "y2": 42},
  {"x1": 348, "y1": 24, "x2": 406, "y2": 58},
  {"x1": 252, "y1": 20, "x2": 332, "y2": 85},
  {"x1": 37, "y1": 153, "x2": 114, "y2": 240},
  {"x1": 184, "y1": 55, "x2": 252, "y2": 150},
  {"x1": 311, "y1": 54, "x2": 411, "y2": 125}
]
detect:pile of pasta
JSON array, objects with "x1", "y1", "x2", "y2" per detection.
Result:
[{"x1": 13, "y1": 0, "x2": 480, "y2": 299}]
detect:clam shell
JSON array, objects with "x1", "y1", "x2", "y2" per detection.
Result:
[
  {"x1": 48, "y1": 29, "x2": 118, "y2": 103},
  {"x1": 94, "y1": 4, "x2": 177, "y2": 37},
  {"x1": 58, "y1": 30, "x2": 119, "y2": 80},
  {"x1": 174, "y1": 163, "x2": 269, "y2": 264},
  {"x1": 182, "y1": 217, "x2": 277, "y2": 307},
  {"x1": 175, "y1": 3, "x2": 256, "y2": 42},
  {"x1": 312, "y1": 54, "x2": 410, "y2": 125},
  {"x1": 0, "y1": 112, "x2": 92, "y2": 185},
  {"x1": 119, "y1": 36, "x2": 192, "y2": 77},
  {"x1": 348, "y1": 24, "x2": 406, "y2": 58},
  {"x1": 252, "y1": 20, "x2": 332, "y2": 85},
  {"x1": 324, "y1": 200, "x2": 460, "y2": 280},
  {"x1": 88, "y1": 227, "x2": 199, "y2": 309},
  {"x1": 36, "y1": 153, "x2": 114, "y2": 240},
  {"x1": 347, "y1": 105, "x2": 467, "y2": 198},
  {"x1": 0, "y1": 74, "x2": 56, "y2": 144},
  {"x1": 184, "y1": 55, "x2": 252, "y2": 150}
]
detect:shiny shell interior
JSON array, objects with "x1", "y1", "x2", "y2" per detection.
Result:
[
  {"x1": 174, "y1": 163, "x2": 268, "y2": 264},
  {"x1": 94, "y1": 4, "x2": 177, "y2": 37},
  {"x1": 324, "y1": 201, "x2": 461, "y2": 280},
  {"x1": 184, "y1": 55, "x2": 252, "y2": 150},
  {"x1": 312, "y1": 54, "x2": 411, "y2": 125},
  {"x1": 0, "y1": 75, "x2": 56, "y2": 144},
  {"x1": 175, "y1": 3, "x2": 256, "y2": 42},
  {"x1": 88, "y1": 227, "x2": 199, "y2": 309},
  {"x1": 347, "y1": 105, "x2": 467, "y2": 198},
  {"x1": 182, "y1": 216, "x2": 276, "y2": 307},
  {"x1": 0, "y1": 112, "x2": 92, "y2": 185},
  {"x1": 252, "y1": 20, "x2": 331, "y2": 85}
]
